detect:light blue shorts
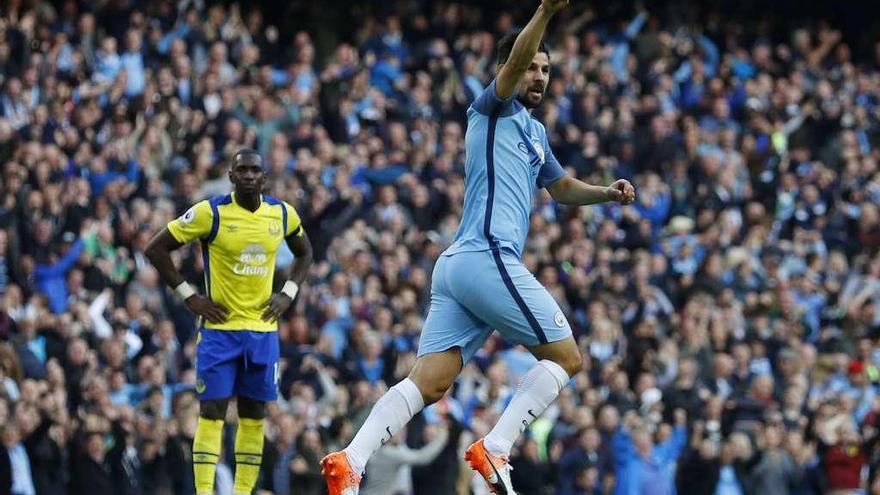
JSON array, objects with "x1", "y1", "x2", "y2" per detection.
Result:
[{"x1": 418, "y1": 248, "x2": 572, "y2": 364}]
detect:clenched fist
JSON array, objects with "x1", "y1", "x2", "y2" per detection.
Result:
[
  {"x1": 542, "y1": 0, "x2": 569, "y2": 14},
  {"x1": 606, "y1": 179, "x2": 637, "y2": 205}
]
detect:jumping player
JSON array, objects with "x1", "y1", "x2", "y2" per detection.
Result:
[
  {"x1": 146, "y1": 149, "x2": 313, "y2": 495},
  {"x1": 322, "y1": 1, "x2": 635, "y2": 493}
]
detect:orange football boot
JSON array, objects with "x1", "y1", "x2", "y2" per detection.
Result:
[
  {"x1": 464, "y1": 439, "x2": 516, "y2": 494},
  {"x1": 321, "y1": 451, "x2": 361, "y2": 495}
]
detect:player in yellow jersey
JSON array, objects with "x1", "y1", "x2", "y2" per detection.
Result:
[{"x1": 145, "y1": 149, "x2": 313, "y2": 495}]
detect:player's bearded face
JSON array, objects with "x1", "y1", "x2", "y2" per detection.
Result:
[{"x1": 516, "y1": 52, "x2": 550, "y2": 109}]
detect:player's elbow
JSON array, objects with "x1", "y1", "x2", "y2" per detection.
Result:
[
  {"x1": 145, "y1": 230, "x2": 178, "y2": 263},
  {"x1": 144, "y1": 238, "x2": 163, "y2": 263},
  {"x1": 290, "y1": 234, "x2": 314, "y2": 265},
  {"x1": 550, "y1": 194, "x2": 575, "y2": 206},
  {"x1": 546, "y1": 179, "x2": 573, "y2": 205}
]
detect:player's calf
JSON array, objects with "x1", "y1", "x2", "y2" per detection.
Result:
[
  {"x1": 193, "y1": 398, "x2": 231, "y2": 494},
  {"x1": 324, "y1": 349, "x2": 462, "y2": 494},
  {"x1": 481, "y1": 338, "x2": 577, "y2": 459},
  {"x1": 234, "y1": 415, "x2": 265, "y2": 495}
]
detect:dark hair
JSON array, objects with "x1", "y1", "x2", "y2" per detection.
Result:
[
  {"x1": 496, "y1": 30, "x2": 550, "y2": 65},
  {"x1": 231, "y1": 148, "x2": 262, "y2": 168}
]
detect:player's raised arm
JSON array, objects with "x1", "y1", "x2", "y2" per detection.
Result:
[
  {"x1": 495, "y1": 0, "x2": 568, "y2": 99},
  {"x1": 145, "y1": 227, "x2": 229, "y2": 324}
]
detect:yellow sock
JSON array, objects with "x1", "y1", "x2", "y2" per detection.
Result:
[
  {"x1": 193, "y1": 417, "x2": 224, "y2": 495},
  {"x1": 234, "y1": 417, "x2": 265, "y2": 494}
]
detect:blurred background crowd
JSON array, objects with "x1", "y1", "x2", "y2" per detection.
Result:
[{"x1": 1, "y1": 0, "x2": 880, "y2": 494}]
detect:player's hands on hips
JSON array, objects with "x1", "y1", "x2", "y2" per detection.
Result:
[
  {"x1": 185, "y1": 295, "x2": 229, "y2": 324},
  {"x1": 260, "y1": 293, "x2": 292, "y2": 322},
  {"x1": 606, "y1": 179, "x2": 636, "y2": 205},
  {"x1": 542, "y1": 0, "x2": 569, "y2": 14}
]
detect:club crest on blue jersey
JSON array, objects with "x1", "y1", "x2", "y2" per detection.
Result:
[
  {"x1": 532, "y1": 139, "x2": 545, "y2": 164},
  {"x1": 554, "y1": 311, "x2": 566, "y2": 327}
]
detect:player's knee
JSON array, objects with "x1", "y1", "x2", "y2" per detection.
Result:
[
  {"x1": 555, "y1": 350, "x2": 583, "y2": 378},
  {"x1": 237, "y1": 397, "x2": 266, "y2": 419},
  {"x1": 408, "y1": 349, "x2": 462, "y2": 405},
  {"x1": 409, "y1": 372, "x2": 454, "y2": 406},
  {"x1": 419, "y1": 380, "x2": 452, "y2": 406},
  {"x1": 199, "y1": 399, "x2": 229, "y2": 420}
]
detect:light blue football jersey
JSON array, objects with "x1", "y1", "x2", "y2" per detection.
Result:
[{"x1": 444, "y1": 79, "x2": 565, "y2": 259}]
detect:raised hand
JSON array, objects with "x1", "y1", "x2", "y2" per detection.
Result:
[
  {"x1": 185, "y1": 295, "x2": 229, "y2": 324},
  {"x1": 542, "y1": 0, "x2": 569, "y2": 14}
]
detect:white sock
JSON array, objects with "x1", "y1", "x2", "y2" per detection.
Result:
[
  {"x1": 343, "y1": 377, "x2": 425, "y2": 474},
  {"x1": 484, "y1": 360, "x2": 569, "y2": 457}
]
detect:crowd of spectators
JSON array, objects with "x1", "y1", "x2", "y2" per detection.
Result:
[{"x1": 1, "y1": 0, "x2": 880, "y2": 494}]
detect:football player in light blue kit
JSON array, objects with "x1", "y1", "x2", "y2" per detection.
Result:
[{"x1": 322, "y1": 1, "x2": 635, "y2": 493}]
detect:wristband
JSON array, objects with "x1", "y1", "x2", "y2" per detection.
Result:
[
  {"x1": 281, "y1": 280, "x2": 299, "y2": 300},
  {"x1": 174, "y1": 282, "x2": 197, "y2": 301}
]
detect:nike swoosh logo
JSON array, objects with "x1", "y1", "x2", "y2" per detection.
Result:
[
  {"x1": 226, "y1": 225, "x2": 238, "y2": 232},
  {"x1": 521, "y1": 409, "x2": 538, "y2": 433},
  {"x1": 485, "y1": 452, "x2": 509, "y2": 495},
  {"x1": 380, "y1": 426, "x2": 392, "y2": 446}
]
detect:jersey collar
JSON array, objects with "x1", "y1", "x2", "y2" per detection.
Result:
[{"x1": 230, "y1": 192, "x2": 263, "y2": 213}]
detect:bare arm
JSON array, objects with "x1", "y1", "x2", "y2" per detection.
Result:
[
  {"x1": 260, "y1": 230, "x2": 313, "y2": 322},
  {"x1": 144, "y1": 229, "x2": 187, "y2": 288},
  {"x1": 382, "y1": 428, "x2": 449, "y2": 466},
  {"x1": 563, "y1": 6, "x2": 595, "y2": 35},
  {"x1": 144, "y1": 228, "x2": 229, "y2": 324},
  {"x1": 495, "y1": 0, "x2": 568, "y2": 99},
  {"x1": 284, "y1": 230, "x2": 313, "y2": 286},
  {"x1": 546, "y1": 176, "x2": 636, "y2": 206}
]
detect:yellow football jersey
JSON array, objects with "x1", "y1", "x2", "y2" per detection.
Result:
[{"x1": 167, "y1": 193, "x2": 303, "y2": 331}]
